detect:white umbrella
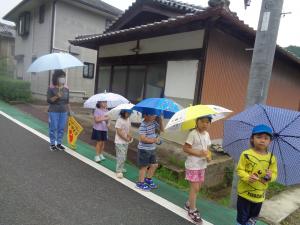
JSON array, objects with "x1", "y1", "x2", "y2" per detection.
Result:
[
  {"x1": 165, "y1": 104, "x2": 232, "y2": 132},
  {"x1": 27, "y1": 52, "x2": 83, "y2": 72},
  {"x1": 84, "y1": 92, "x2": 129, "y2": 109},
  {"x1": 106, "y1": 103, "x2": 143, "y2": 123}
]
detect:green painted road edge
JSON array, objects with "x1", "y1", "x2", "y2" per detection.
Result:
[{"x1": 0, "y1": 100, "x2": 267, "y2": 225}]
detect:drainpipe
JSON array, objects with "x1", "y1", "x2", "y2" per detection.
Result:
[{"x1": 48, "y1": 0, "x2": 57, "y2": 85}]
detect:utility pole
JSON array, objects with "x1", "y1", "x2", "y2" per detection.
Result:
[
  {"x1": 230, "y1": 0, "x2": 284, "y2": 208},
  {"x1": 246, "y1": 0, "x2": 284, "y2": 107}
]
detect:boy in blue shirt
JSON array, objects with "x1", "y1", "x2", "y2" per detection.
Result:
[{"x1": 136, "y1": 113, "x2": 164, "y2": 191}]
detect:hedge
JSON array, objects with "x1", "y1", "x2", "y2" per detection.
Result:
[{"x1": 0, "y1": 77, "x2": 31, "y2": 102}]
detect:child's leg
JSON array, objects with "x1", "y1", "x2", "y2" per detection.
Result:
[
  {"x1": 188, "y1": 182, "x2": 201, "y2": 210},
  {"x1": 248, "y1": 201, "x2": 262, "y2": 223},
  {"x1": 95, "y1": 141, "x2": 101, "y2": 155},
  {"x1": 236, "y1": 196, "x2": 251, "y2": 225},
  {"x1": 145, "y1": 150, "x2": 158, "y2": 178},
  {"x1": 99, "y1": 141, "x2": 105, "y2": 154},
  {"x1": 146, "y1": 163, "x2": 158, "y2": 178},
  {"x1": 139, "y1": 166, "x2": 148, "y2": 182},
  {"x1": 116, "y1": 144, "x2": 127, "y2": 173}
]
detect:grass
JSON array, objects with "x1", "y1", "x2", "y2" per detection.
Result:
[
  {"x1": 266, "y1": 182, "x2": 286, "y2": 199},
  {"x1": 168, "y1": 155, "x2": 185, "y2": 169},
  {"x1": 155, "y1": 165, "x2": 233, "y2": 206}
]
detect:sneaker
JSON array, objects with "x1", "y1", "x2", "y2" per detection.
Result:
[
  {"x1": 247, "y1": 218, "x2": 257, "y2": 225},
  {"x1": 56, "y1": 144, "x2": 65, "y2": 151},
  {"x1": 94, "y1": 155, "x2": 101, "y2": 162},
  {"x1": 144, "y1": 178, "x2": 158, "y2": 189},
  {"x1": 116, "y1": 172, "x2": 123, "y2": 179},
  {"x1": 184, "y1": 202, "x2": 190, "y2": 211},
  {"x1": 99, "y1": 154, "x2": 106, "y2": 160},
  {"x1": 135, "y1": 182, "x2": 151, "y2": 191},
  {"x1": 188, "y1": 209, "x2": 203, "y2": 224},
  {"x1": 50, "y1": 145, "x2": 58, "y2": 151}
]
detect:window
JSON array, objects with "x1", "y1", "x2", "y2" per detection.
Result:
[
  {"x1": 145, "y1": 64, "x2": 166, "y2": 98},
  {"x1": 98, "y1": 66, "x2": 111, "y2": 93},
  {"x1": 96, "y1": 64, "x2": 166, "y2": 102},
  {"x1": 83, "y1": 62, "x2": 94, "y2": 79},
  {"x1": 18, "y1": 12, "x2": 30, "y2": 36},
  {"x1": 127, "y1": 65, "x2": 146, "y2": 102},
  {"x1": 111, "y1": 66, "x2": 127, "y2": 96},
  {"x1": 39, "y1": 5, "x2": 45, "y2": 24}
]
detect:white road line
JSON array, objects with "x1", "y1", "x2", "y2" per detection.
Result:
[{"x1": 0, "y1": 110, "x2": 213, "y2": 225}]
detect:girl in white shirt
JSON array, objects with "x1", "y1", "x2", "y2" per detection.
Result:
[
  {"x1": 183, "y1": 115, "x2": 212, "y2": 224},
  {"x1": 114, "y1": 109, "x2": 133, "y2": 179}
]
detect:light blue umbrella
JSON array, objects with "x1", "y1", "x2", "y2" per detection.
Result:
[
  {"x1": 223, "y1": 104, "x2": 300, "y2": 185},
  {"x1": 27, "y1": 52, "x2": 83, "y2": 72},
  {"x1": 132, "y1": 98, "x2": 181, "y2": 119}
]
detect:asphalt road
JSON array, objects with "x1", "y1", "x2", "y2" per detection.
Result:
[{"x1": 0, "y1": 115, "x2": 193, "y2": 225}]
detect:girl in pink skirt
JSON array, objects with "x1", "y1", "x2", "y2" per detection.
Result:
[{"x1": 183, "y1": 115, "x2": 212, "y2": 224}]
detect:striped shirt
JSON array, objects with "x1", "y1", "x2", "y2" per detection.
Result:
[{"x1": 138, "y1": 121, "x2": 159, "y2": 150}]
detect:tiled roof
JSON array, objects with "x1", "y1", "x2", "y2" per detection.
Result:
[
  {"x1": 0, "y1": 23, "x2": 16, "y2": 38},
  {"x1": 105, "y1": 0, "x2": 205, "y2": 32},
  {"x1": 70, "y1": 5, "x2": 300, "y2": 66},
  {"x1": 71, "y1": 7, "x2": 248, "y2": 44}
]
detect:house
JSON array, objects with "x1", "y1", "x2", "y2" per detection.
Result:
[
  {"x1": 0, "y1": 22, "x2": 15, "y2": 76},
  {"x1": 3, "y1": 0, "x2": 122, "y2": 100},
  {"x1": 70, "y1": 0, "x2": 300, "y2": 139}
]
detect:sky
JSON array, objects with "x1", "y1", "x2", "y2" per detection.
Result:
[{"x1": 1, "y1": 0, "x2": 299, "y2": 47}]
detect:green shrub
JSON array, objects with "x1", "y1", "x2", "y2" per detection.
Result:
[{"x1": 0, "y1": 77, "x2": 31, "y2": 102}]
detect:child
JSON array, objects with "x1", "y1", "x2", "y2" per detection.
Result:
[
  {"x1": 136, "y1": 113, "x2": 164, "y2": 191},
  {"x1": 91, "y1": 101, "x2": 110, "y2": 162},
  {"x1": 115, "y1": 109, "x2": 133, "y2": 179},
  {"x1": 236, "y1": 124, "x2": 277, "y2": 225},
  {"x1": 183, "y1": 116, "x2": 212, "y2": 224}
]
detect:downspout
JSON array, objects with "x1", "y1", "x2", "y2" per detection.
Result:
[
  {"x1": 94, "y1": 49, "x2": 100, "y2": 94},
  {"x1": 48, "y1": 0, "x2": 57, "y2": 85}
]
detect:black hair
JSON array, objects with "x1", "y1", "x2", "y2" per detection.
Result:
[
  {"x1": 250, "y1": 133, "x2": 273, "y2": 147},
  {"x1": 120, "y1": 111, "x2": 127, "y2": 119},
  {"x1": 96, "y1": 101, "x2": 101, "y2": 108},
  {"x1": 52, "y1": 70, "x2": 66, "y2": 86},
  {"x1": 196, "y1": 116, "x2": 212, "y2": 124}
]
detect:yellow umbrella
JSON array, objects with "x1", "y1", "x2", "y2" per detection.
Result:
[{"x1": 165, "y1": 104, "x2": 232, "y2": 131}]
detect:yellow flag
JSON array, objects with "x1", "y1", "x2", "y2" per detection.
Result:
[{"x1": 67, "y1": 116, "x2": 83, "y2": 150}]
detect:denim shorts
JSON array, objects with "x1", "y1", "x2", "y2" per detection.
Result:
[
  {"x1": 91, "y1": 129, "x2": 108, "y2": 141},
  {"x1": 138, "y1": 149, "x2": 157, "y2": 167}
]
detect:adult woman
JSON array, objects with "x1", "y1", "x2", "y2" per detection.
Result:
[{"x1": 47, "y1": 70, "x2": 72, "y2": 151}]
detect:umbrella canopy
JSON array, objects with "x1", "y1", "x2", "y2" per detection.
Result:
[
  {"x1": 84, "y1": 92, "x2": 129, "y2": 109},
  {"x1": 106, "y1": 103, "x2": 143, "y2": 123},
  {"x1": 27, "y1": 52, "x2": 83, "y2": 72},
  {"x1": 132, "y1": 98, "x2": 181, "y2": 119},
  {"x1": 165, "y1": 104, "x2": 232, "y2": 131},
  {"x1": 223, "y1": 104, "x2": 300, "y2": 186}
]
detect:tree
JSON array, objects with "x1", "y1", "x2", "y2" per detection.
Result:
[{"x1": 285, "y1": 45, "x2": 300, "y2": 58}]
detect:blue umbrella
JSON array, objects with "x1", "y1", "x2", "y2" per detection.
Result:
[
  {"x1": 223, "y1": 104, "x2": 300, "y2": 185},
  {"x1": 132, "y1": 98, "x2": 181, "y2": 119}
]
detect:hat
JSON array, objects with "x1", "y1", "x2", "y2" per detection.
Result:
[{"x1": 252, "y1": 124, "x2": 273, "y2": 137}]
